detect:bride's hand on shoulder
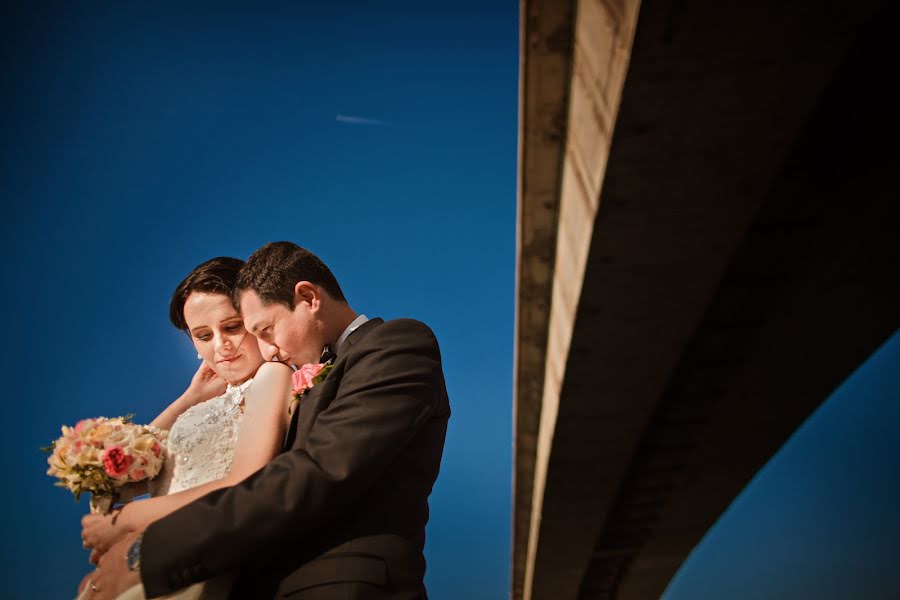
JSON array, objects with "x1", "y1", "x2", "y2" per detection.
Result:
[
  {"x1": 81, "y1": 508, "x2": 134, "y2": 564},
  {"x1": 151, "y1": 361, "x2": 227, "y2": 430},
  {"x1": 185, "y1": 361, "x2": 227, "y2": 405}
]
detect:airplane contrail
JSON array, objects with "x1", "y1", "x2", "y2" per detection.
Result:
[{"x1": 336, "y1": 114, "x2": 391, "y2": 126}]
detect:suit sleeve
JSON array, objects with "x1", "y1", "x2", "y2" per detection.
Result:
[{"x1": 140, "y1": 320, "x2": 443, "y2": 598}]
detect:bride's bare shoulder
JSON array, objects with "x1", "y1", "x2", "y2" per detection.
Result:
[{"x1": 251, "y1": 361, "x2": 293, "y2": 386}]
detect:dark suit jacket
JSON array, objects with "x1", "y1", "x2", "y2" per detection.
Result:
[{"x1": 141, "y1": 318, "x2": 450, "y2": 599}]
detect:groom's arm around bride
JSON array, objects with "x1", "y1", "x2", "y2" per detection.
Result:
[{"x1": 93, "y1": 242, "x2": 450, "y2": 600}]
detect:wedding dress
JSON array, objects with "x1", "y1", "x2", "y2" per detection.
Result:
[
  {"x1": 151, "y1": 378, "x2": 252, "y2": 496},
  {"x1": 80, "y1": 379, "x2": 253, "y2": 600}
]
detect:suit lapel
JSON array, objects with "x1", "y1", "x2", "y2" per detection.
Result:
[
  {"x1": 285, "y1": 381, "x2": 322, "y2": 448},
  {"x1": 283, "y1": 397, "x2": 302, "y2": 449},
  {"x1": 336, "y1": 317, "x2": 383, "y2": 356},
  {"x1": 282, "y1": 318, "x2": 385, "y2": 451}
]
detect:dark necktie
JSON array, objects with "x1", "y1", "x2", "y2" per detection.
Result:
[{"x1": 319, "y1": 345, "x2": 336, "y2": 365}]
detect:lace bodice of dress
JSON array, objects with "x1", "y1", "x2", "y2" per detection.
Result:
[{"x1": 149, "y1": 378, "x2": 252, "y2": 496}]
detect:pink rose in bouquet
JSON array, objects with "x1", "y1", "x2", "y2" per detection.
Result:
[
  {"x1": 44, "y1": 416, "x2": 168, "y2": 513},
  {"x1": 102, "y1": 446, "x2": 133, "y2": 478}
]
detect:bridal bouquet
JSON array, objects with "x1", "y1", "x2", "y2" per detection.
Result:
[{"x1": 44, "y1": 416, "x2": 168, "y2": 513}]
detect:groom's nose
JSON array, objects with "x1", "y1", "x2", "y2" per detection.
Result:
[{"x1": 257, "y1": 337, "x2": 280, "y2": 361}]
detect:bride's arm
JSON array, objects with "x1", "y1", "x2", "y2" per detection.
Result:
[
  {"x1": 82, "y1": 362, "x2": 292, "y2": 555},
  {"x1": 126, "y1": 362, "x2": 292, "y2": 525},
  {"x1": 150, "y1": 362, "x2": 228, "y2": 431}
]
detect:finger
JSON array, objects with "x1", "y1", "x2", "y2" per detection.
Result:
[
  {"x1": 96, "y1": 546, "x2": 115, "y2": 569},
  {"x1": 92, "y1": 573, "x2": 111, "y2": 600},
  {"x1": 89, "y1": 544, "x2": 111, "y2": 564},
  {"x1": 77, "y1": 571, "x2": 95, "y2": 594}
]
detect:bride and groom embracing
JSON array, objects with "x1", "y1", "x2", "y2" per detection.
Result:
[{"x1": 78, "y1": 241, "x2": 451, "y2": 600}]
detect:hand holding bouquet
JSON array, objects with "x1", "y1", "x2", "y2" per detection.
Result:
[{"x1": 44, "y1": 416, "x2": 168, "y2": 513}]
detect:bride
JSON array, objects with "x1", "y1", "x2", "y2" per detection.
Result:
[{"x1": 78, "y1": 256, "x2": 294, "y2": 599}]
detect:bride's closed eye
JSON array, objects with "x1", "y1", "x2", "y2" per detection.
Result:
[{"x1": 193, "y1": 322, "x2": 244, "y2": 341}]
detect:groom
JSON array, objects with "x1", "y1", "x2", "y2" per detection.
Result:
[{"x1": 85, "y1": 242, "x2": 450, "y2": 599}]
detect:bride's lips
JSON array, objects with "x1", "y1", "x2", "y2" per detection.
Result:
[{"x1": 218, "y1": 354, "x2": 243, "y2": 364}]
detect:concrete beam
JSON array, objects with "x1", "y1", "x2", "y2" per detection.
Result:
[
  {"x1": 513, "y1": 0, "x2": 577, "y2": 598},
  {"x1": 514, "y1": 0, "x2": 895, "y2": 599},
  {"x1": 523, "y1": 2, "x2": 641, "y2": 598}
]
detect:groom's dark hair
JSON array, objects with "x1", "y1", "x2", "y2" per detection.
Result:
[{"x1": 235, "y1": 241, "x2": 346, "y2": 309}]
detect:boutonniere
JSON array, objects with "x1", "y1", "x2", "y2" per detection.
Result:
[{"x1": 288, "y1": 362, "x2": 335, "y2": 415}]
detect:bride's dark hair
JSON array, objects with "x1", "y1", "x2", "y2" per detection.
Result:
[{"x1": 169, "y1": 257, "x2": 245, "y2": 332}]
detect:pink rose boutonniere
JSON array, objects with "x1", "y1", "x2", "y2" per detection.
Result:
[{"x1": 289, "y1": 362, "x2": 335, "y2": 414}]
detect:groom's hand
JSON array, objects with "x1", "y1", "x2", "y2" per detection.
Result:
[{"x1": 85, "y1": 530, "x2": 142, "y2": 600}]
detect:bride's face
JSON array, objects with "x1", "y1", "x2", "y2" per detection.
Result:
[{"x1": 183, "y1": 292, "x2": 265, "y2": 384}]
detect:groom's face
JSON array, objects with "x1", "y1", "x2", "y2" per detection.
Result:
[{"x1": 240, "y1": 288, "x2": 322, "y2": 368}]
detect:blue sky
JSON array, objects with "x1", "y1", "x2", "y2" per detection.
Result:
[
  {"x1": 2, "y1": 3, "x2": 898, "y2": 600},
  {"x1": 1, "y1": 3, "x2": 516, "y2": 598}
]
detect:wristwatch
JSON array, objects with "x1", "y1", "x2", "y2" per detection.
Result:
[{"x1": 126, "y1": 534, "x2": 143, "y2": 573}]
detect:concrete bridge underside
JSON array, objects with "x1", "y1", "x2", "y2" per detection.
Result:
[{"x1": 513, "y1": 1, "x2": 899, "y2": 599}]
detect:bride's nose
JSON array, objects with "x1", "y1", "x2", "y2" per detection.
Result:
[{"x1": 215, "y1": 333, "x2": 235, "y2": 356}]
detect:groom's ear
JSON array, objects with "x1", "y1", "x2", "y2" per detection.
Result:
[{"x1": 293, "y1": 281, "x2": 319, "y2": 310}]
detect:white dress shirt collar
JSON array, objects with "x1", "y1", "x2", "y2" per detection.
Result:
[{"x1": 335, "y1": 314, "x2": 369, "y2": 354}]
